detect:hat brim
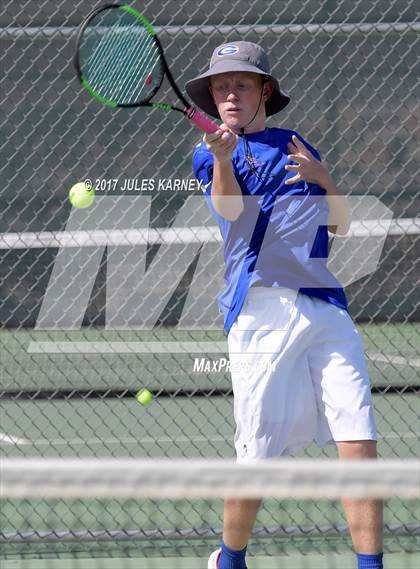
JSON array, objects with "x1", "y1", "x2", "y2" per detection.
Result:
[{"x1": 185, "y1": 60, "x2": 290, "y2": 119}]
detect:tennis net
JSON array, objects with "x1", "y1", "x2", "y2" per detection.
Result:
[{"x1": 1, "y1": 458, "x2": 419, "y2": 568}]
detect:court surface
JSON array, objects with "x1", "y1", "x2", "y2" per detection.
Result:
[
  {"x1": 2, "y1": 552, "x2": 420, "y2": 568},
  {"x1": 1, "y1": 324, "x2": 418, "y2": 568}
]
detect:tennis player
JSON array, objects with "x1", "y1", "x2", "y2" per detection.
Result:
[{"x1": 186, "y1": 42, "x2": 383, "y2": 569}]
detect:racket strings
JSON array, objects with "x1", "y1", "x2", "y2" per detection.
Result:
[
  {"x1": 79, "y1": 8, "x2": 162, "y2": 105},
  {"x1": 87, "y1": 18, "x2": 130, "y2": 87},
  {"x1": 85, "y1": 17, "x2": 133, "y2": 90},
  {"x1": 100, "y1": 25, "x2": 141, "y2": 96},
  {"x1": 122, "y1": 37, "x2": 160, "y2": 101},
  {"x1": 111, "y1": 17, "x2": 158, "y2": 100},
  {"x1": 103, "y1": 22, "x2": 155, "y2": 101},
  {"x1": 91, "y1": 37, "x2": 131, "y2": 99}
]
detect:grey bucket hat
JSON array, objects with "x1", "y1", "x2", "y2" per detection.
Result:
[{"x1": 185, "y1": 41, "x2": 290, "y2": 119}]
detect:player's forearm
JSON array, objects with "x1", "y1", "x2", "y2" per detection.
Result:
[
  {"x1": 211, "y1": 157, "x2": 244, "y2": 221},
  {"x1": 320, "y1": 174, "x2": 351, "y2": 236}
]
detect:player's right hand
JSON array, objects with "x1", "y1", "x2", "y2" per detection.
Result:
[{"x1": 203, "y1": 125, "x2": 238, "y2": 163}]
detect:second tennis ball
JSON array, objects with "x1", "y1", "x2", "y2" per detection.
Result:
[
  {"x1": 136, "y1": 388, "x2": 153, "y2": 406},
  {"x1": 69, "y1": 182, "x2": 95, "y2": 208}
]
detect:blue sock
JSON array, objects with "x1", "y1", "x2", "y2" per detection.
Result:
[
  {"x1": 356, "y1": 553, "x2": 383, "y2": 569},
  {"x1": 218, "y1": 539, "x2": 247, "y2": 569}
]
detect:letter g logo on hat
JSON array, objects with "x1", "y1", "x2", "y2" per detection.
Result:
[{"x1": 217, "y1": 45, "x2": 239, "y2": 57}]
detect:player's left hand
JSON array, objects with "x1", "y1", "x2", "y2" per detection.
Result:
[{"x1": 285, "y1": 135, "x2": 332, "y2": 187}]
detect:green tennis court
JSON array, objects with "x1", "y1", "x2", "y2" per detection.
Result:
[
  {"x1": 1, "y1": 323, "x2": 418, "y2": 461},
  {"x1": 2, "y1": 552, "x2": 420, "y2": 569},
  {"x1": 1, "y1": 324, "x2": 419, "y2": 567}
]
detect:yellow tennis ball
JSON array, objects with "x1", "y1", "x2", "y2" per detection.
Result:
[
  {"x1": 69, "y1": 182, "x2": 95, "y2": 209},
  {"x1": 136, "y1": 388, "x2": 153, "y2": 406}
]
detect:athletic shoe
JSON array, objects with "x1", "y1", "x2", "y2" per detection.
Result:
[{"x1": 207, "y1": 548, "x2": 221, "y2": 568}]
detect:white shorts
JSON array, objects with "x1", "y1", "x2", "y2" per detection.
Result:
[{"x1": 227, "y1": 287, "x2": 377, "y2": 462}]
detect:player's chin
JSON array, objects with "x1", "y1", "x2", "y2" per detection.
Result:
[{"x1": 221, "y1": 112, "x2": 245, "y2": 131}]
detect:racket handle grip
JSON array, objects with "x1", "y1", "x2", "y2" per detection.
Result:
[{"x1": 185, "y1": 107, "x2": 219, "y2": 133}]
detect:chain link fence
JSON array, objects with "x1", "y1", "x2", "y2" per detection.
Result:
[{"x1": 0, "y1": 0, "x2": 419, "y2": 560}]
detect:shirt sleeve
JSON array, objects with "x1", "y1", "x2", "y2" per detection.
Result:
[{"x1": 192, "y1": 143, "x2": 214, "y2": 197}]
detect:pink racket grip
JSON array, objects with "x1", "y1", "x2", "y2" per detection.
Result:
[{"x1": 185, "y1": 107, "x2": 219, "y2": 133}]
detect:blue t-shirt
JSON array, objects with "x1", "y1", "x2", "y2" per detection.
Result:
[{"x1": 192, "y1": 127, "x2": 348, "y2": 334}]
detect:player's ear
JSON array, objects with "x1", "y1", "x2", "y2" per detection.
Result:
[
  {"x1": 262, "y1": 78, "x2": 273, "y2": 101},
  {"x1": 208, "y1": 79, "x2": 214, "y2": 99}
]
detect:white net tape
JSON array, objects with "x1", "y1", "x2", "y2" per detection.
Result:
[{"x1": 2, "y1": 458, "x2": 419, "y2": 500}]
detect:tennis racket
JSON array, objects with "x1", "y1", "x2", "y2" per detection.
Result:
[{"x1": 74, "y1": 3, "x2": 219, "y2": 133}]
